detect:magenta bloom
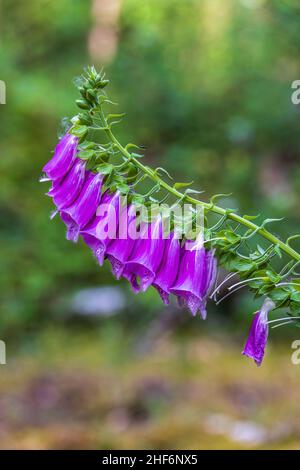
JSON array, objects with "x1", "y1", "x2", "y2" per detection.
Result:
[
  {"x1": 47, "y1": 159, "x2": 86, "y2": 210},
  {"x1": 80, "y1": 190, "x2": 120, "y2": 265},
  {"x1": 106, "y1": 204, "x2": 137, "y2": 279},
  {"x1": 60, "y1": 172, "x2": 103, "y2": 242},
  {"x1": 123, "y1": 216, "x2": 165, "y2": 292},
  {"x1": 170, "y1": 242, "x2": 217, "y2": 318},
  {"x1": 43, "y1": 133, "x2": 78, "y2": 181},
  {"x1": 242, "y1": 298, "x2": 275, "y2": 366},
  {"x1": 153, "y1": 232, "x2": 181, "y2": 304}
]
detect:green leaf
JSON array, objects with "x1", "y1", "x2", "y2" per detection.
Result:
[
  {"x1": 290, "y1": 291, "x2": 300, "y2": 302},
  {"x1": 290, "y1": 301, "x2": 300, "y2": 315},
  {"x1": 269, "y1": 288, "x2": 290, "y2": 303},
  {"x1": 107, "y1": 113, "x2": 126, "y2": 121},
  {"x1": 286, "y1": 234, "x2": 300, "y2": 247},
  {"x1": 75, "y1": 99, "x2": 89, "y2": 110},
  {"x1": 70, "y1": 124, "x2": 88, "y2": 139},
  {"x1": 266, "y1": 270, "x2": 281, "y2": 284},
  {"x1": 228, "y1": 257, "x2": 254, "y2": 272},
  {"x1": 173, "y1": 181, "x2": 194, "y2": 190},
  {"x1": 243, "y1": 213, "x2": 261, "y2": 221},
  {"x1": 257, "y1": 285, "x2": 273, "y2": 296},
  {"x1": 274, "y1": 245, "x2": 282, "y2": 258},
  {"x1": 131, "y1": 194, "x2": 145, "y2": 205},
  {"x1": 115, "y1": 181, "x2": 130, "y2": 195},
  {"x1": 155, "y1": 167, "x2": 173, "y2": 180},
  {"x1": 79, "y1": 141, "x2": 96, "y2": 150},
  {"x1": 78, "y1": 149, "x2": 95, "y2": 160},
  {"x1": 185, "y1": 188, "x2": 205, "y2": 195},
  {"x1": 96, "y1": 163, "x2": 114, "y2": 175},
  {"x1": 291, "y1": 279, "x2": 300, "y2": 291},
  {"x1": 210, "y1": 193, "x2": 232, "y2": 205},
  {"x1": 223, "y1": 230, "x2": 241, "y2": 244}
]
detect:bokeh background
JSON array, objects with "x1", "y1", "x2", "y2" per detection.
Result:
[{"x1": 1, "y1": 0, "x2": 300, "y2": 450}]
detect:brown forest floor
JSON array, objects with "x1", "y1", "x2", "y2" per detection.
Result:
[{"x1": 0, "y1": 325, "x2": 300, "y2": 450}]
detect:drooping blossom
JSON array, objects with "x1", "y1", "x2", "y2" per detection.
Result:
[
  {"x1": 60, "y1": 171, "x2": 103, "y2": 242},
  {"x1": 152, "y1": 232, "x2": 181, "y2": 304},
  {"x1": 106, "y1": 204, "x2": 137, "y2": 279},
  {"x1": 43, "y1": 133, "x2": 78, "y2": 181},
  {"x1": 123, "y1": 216, "x2": 165, "y2": 293},
  {"x1": 47, "y1": 159, "x2": 86, "y2": 211},
  {"x1": 242, "y1": 297, "x2": 275, "y2": 366},
  {"x1": 170, "y1": 241, "x2": 217, "y2": 318},
  {"x1": 80, "y1": 190, "x2": 120, "y2": 265}
]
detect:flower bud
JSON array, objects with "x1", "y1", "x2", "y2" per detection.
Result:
[{"x1": 76, "y1": 99, "x2": 90, "y2": 110}]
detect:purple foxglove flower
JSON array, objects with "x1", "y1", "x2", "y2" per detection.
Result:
[
  {"x1": 170, "y1": 241, "x2": 217, "y2": 318},
  {"x1": 152, "y1": 232, "x2": 181, "y2": 304},
  {"x1": 60, "y1": 172, "x2": 103, "y2": 242},
  {"x1": 80, "y1": 190, "x2": 120, "y2": 265},
  {"x1": 43, "y1": 133, "x2": 78, "y2": 181},
  {"x1": 47, "y1": 159, "x2": 86, "y2": 211},
  {"x1": 106, "y1": 204, "x2": 137, "y2": 279},
  {"x1": 123, "y1": 216, "x2": 165, "y2": 293},
  {"x1": 242, "y1": 298, "x2": 275, "y2": 366}
]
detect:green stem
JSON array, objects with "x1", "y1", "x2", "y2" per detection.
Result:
[{"x1": 98, "y1": 108, "x2": 300, "y2": 263}]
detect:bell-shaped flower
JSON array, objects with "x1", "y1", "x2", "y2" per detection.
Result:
[
  {"x1": 170, "y1": 241, "x2": 217, "y2": 318},
  {"x1": 106, "y1": 204, "x2": 137, "y2": 279},
  {"x1": 123, "y1": 216, "x2": 165, "y2": 292},
  {"x1": 60, "y1": 172, "x2": 103, "y2": 242},
  {"x1": 152, "y1": 232, "x2": 181, "y2": 304},
  {"x1": 242, "y1": 298, "x2": 275, "y2": 366},
  {"x1": 43, "y1": 133, "x2": 78, "y2": 181},
  {"x1": 80, "y1": 190, "x2": 120, "y2": 265},
  {"x1": 47, "y1": 159, "x2": 86, "y2": 211}
]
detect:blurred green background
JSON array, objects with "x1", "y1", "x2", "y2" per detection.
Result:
[{"x1": 1, "y1": 0, "x2": 300, "y2": 449}]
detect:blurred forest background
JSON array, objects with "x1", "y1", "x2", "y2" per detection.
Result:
[{"x1": 1, "y1": 0, "x2": 300, "y2": 449}]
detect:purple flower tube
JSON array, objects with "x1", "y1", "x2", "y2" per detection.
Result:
[
  {"x1": 60, "y1": 171, "x2": 103, "y2": 242},
  {"x1": 47, "y1": 159, "x2": 86, "y2": 211},
  {"x1": 123, "y1": 216, "x2": 165, "y2": 293},
  {"x1": 242, "y1": 298, "x2": 275, "y2": 366},
  {"x1": 43, "y1": 133, "x2": 78, "y2": 181},
  {"x1": 106, "y1": 204, "x2": 137, "y2": 279},
  {"x1": 170, "y1": 241, "x2": 217, "y2": 318},
  {"x1": 152, "y1": 232, "x2": 181, "y2": 304},
  {"x1": 80, "y1": 190, "x2": 120, "y2": 265}
]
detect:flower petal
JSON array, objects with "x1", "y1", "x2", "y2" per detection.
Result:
[
  {"x1": 47, "y1": 159, "x2": 86, "y2": 210},
  {"x1": 80, "y1": 190, "x2": 120, "y2": 265},
  {"x1": 124, "y1": 217, "x2": 165, "y2": 292},
  {"x1": 43, "y1": 133, "x2": 78, "y2": 181},
  {"x1": 106, "y1": 204, "x2": 137, "y2": 279},
  {"x1": 60, "y1": 172, "x2": 103, "y2": 242},
  {"x1": 153, "y1": 232, "x2": 181, "y2": 304},
  {"x1": 242, "y1": 298, "x2": 275, "y2": 366},
  {"x1": 170, "y1": 241, "x2": 216, "y2": 318}
]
